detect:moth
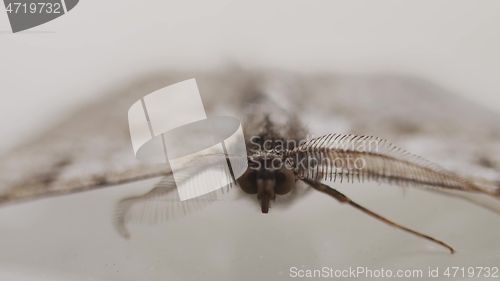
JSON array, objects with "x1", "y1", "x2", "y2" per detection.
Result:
[{"x1": 1, "y1": 69, "x2": 499, "y2": 254}]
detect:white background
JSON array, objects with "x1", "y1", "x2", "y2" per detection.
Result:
[{"x1": 0, "y1": 1, "x2": 499, "y2": 281}]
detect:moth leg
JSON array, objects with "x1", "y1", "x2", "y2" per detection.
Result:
[{"x1": 301, "y1": 178, "x2": 456, "y2": 254}]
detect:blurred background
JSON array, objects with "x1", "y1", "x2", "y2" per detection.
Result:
[
  {"x1": 0, "y1": 1, "x2": 499, "y2": 280},
  {"x1": 1, "y1": 0, "x2": 500, "y2": 153}
]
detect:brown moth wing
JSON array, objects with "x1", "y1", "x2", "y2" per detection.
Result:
[
  {"x1": 0, "y1": 69, "x2": 252, "y2": 206},
  {"x1": 114, "y1": 153, "x2": 248, "y2": 238}
]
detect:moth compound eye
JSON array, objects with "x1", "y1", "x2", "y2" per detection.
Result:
[
  {"x1": 274, "y1": 167, "x2": 295, "y2": 195},
  {"x1": 237, "y1": 168, "x2": 258, "y2": 194}
]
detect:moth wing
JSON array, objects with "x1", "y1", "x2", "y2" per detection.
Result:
[
  {"x1": 114, "y1": 153, "x2": 248, "y2": 238},
  {"x1": 0, "y1": 71, "x2": 250, "y2": 206}
]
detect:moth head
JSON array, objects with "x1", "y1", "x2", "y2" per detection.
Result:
[{"x1": 237, "y1": 156, "x2": 296, "y2": 213}]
